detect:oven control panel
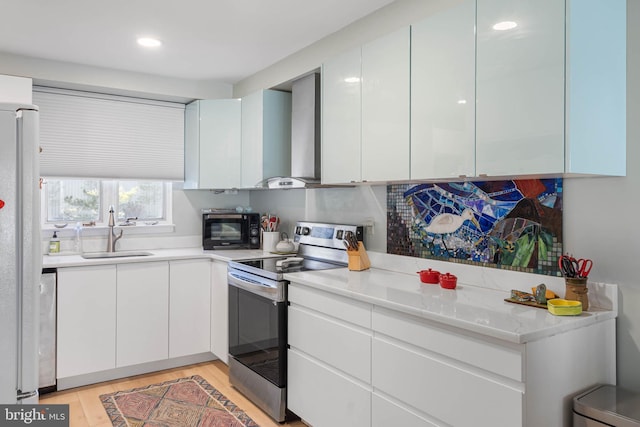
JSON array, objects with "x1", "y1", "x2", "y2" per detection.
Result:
[{"x1": 294, "y1": 221, "x2": 363, "y2": 250}]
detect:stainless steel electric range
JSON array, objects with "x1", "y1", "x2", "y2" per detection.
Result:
[{"x1": 227, "y1": 221, "x2": 364, "y2": 422}]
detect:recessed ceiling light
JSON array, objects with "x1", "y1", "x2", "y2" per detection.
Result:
[
  {"x1": 457, "y1": 99, "x2": 467, "y2": 105},
  {"x1": 137, "y1": 37, "x2": 162, "y2": 48},
  {"x1": 344, "y1": 77, "x2": 360, "y2": 83},
  {"x1": 492, "y1": 21, "x2": 518, "y2": 31}
]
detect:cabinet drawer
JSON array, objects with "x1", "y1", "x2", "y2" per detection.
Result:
[
  {"x1": 288, "y1": 305, "x2": 371, "y2": 382},
  {"x1": 372, "y1": 338, "x2": 522, "y2": 427},
  {"x1": 289, "y1": 283, "x2": 371, "y2": 328},
  {"x1": 372, "y1": 307, "x2": 523, "y2": 381},
  {"x1": 372, "y1": 393, "x2": 438, "y2": 427},
  {"x1": 288, "y1": 349, "x2": 370, "y2": 427}
]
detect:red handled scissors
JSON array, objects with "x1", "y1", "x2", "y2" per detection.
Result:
[
  {"x1": 558, "y1": 255, "x2": 593, "y2": 278},
  {"x1": 576, "y1": 258, "x2": 593, "y2": 278}
]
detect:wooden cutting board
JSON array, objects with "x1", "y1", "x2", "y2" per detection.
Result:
[{"x1": 504, "y1": 298, "x2": 549, "y2": 309}]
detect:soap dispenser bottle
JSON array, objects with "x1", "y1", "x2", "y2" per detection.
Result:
[{"x1": 49, "y1": 231, "x2": 60, "y2": 254}]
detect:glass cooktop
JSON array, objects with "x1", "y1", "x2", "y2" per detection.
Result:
[
  {"x1": 229, "y1": 255, "x2": 346, "y2": 282},
  {"x1": 237, "y1": 256, "x2": 345, "y2": 274}
]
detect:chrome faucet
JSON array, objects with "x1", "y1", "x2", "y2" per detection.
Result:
[{"x1": 106, "y1": 205, "x2": 123, "y2": 252}]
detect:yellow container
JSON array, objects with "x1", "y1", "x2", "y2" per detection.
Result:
[{"x1": 547, "y1": 299, "x2": 582, "y2": 316}]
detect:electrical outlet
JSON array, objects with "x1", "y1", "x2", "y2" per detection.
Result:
[{"x1": 363, "y1": 218, "x2": 375, "y2": 235}]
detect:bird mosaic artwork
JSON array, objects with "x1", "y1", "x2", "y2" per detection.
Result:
[
  {"x1": 423, "y1": 209, "x2": 480, "y2": 234},
  {"x1": 388, "y1": 179, "x2": 564, "y2": 276}
]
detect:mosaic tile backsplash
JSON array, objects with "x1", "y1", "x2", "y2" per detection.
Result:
[{"x1": 387, "y1": 179, "x2": 563, "y2": 276}]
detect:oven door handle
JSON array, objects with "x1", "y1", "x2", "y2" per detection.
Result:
[{"x1": 228, "y1": 271, "x2": 285, "y2": 302}]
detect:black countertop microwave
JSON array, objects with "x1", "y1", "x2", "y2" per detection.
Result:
[{"x1": 202, "y1": 211, "x2": 261, "y2": 250}]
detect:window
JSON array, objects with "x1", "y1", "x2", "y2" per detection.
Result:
[
  {"x1": 118, "y1": 181, "x2": 165, "y2": 221},
  {"x1": 45, "y1": 179, "x2": 101, "y2": 223},
  {"x1": 43, "y1": 178, "x2": 172, "y2": 226}
]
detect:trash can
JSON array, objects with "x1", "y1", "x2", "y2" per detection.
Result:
[{"x1": 573, "y1": 385, "x2": 640, "y2": 426}]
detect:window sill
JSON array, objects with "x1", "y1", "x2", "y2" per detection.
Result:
[{"x1": 42, "y1": 223, "x2": 175, "y2": 237}]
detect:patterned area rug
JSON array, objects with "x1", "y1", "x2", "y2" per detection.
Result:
[{"x1": 100, "y1": 375, "x2": 259, "y2": 427}]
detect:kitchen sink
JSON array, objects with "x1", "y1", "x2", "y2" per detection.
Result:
[{"x1": 81, "y1": 251, "x2": 154, "y2": 259}]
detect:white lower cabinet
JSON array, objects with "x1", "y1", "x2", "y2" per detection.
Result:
[
  {"x1": 116, "y1": 262, "x2": 169, "y2": 367},
  {"x1": 287, "y1": 284, "x2": 372, "y2": 426},
  {"x1": 288, "y1": 349, "x2": 371, "y2": 427},
  {"x1": 169, "y1": 259, "x2": 211, "y2": 358},
  {"x1": 57, "y1": 258, "x2": 216, "y2": 384},
  {"x1": 288, "y1": 284, "x2": 614, "y2": 427},
  {"x1": 371, "y1": 307, "x2": 523, "y2": 427},
  {"x1": 57, "y1": 265, "x2": 117, "y2": 378},
  {"x1": 372, "y1": 337, "x2": 522, "y2": 427},
  {"x1": 372, "y1": 393, "x2": 437, "y2": 427},
  {"x1": 210, "y1": 260, "x2": 229, "y2": 363}
]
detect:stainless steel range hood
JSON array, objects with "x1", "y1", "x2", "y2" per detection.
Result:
[{"x1": 265, "y1": 73, "x2": 323, "y2": 189}]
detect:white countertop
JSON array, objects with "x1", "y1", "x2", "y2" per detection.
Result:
[
  {"x1": 42, "y1": 247, "x2": 277, "y2": 268},
  {"x1": 44, "y1": 247, "x2": 617, "y2": 345},
  {"x1": 284, "y1": 266, "x2": 617, "y2": 345}
]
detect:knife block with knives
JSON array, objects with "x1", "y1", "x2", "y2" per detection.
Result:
[
  {"x1": 347, "y1": 242, "x2": 371, "y2": 271},
  {"x1": 344, "y1": 231, "x2": 371, "y2": 271}
]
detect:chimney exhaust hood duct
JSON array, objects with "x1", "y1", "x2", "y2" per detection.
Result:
[{"x1": 265, "y1": 73, "x2": 327, "y2": 189}]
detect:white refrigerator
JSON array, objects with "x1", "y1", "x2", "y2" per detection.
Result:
[{"x1": 0, "y1": 103, "x2": 41, "y2": 404}]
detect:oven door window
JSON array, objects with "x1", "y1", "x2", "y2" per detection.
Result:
[{"x1": 229, "y1": 286, "x2": 286, "y2": 387}]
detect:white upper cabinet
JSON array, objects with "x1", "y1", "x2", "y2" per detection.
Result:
[
  {"x1": 476, "y1": 0, "x2": 565, "y2": 176},
  {"x1": 411, "y1": 1, "x2": 476, "y2": 180},
  {"x1": 319, "y1": 0, "x2": 626, "y2": 183},
  {"x1": 322, "y1": 27, "x2": 410, "y2": 184},
  {"x1": 322, "y1": 46, "x2": 362, "y2": 184},
  {"x1": 0, "y1": 74, "x2": 32, "y2": 104},
  {"x1": 241, "y1": 90, "x2": 292, "y2": 188},
  {"x1": 564, "y1": 0, "x2": 626, "y2": 176},
  {"x1": 361, "y1": 26, "x2": 411, "y2": 182},
  {"x1": 476, "y1": 0, "x2": 626, "y2": 177},
  {"x1": 184, "y1": 99, "x2": 242, "y2": 189}
]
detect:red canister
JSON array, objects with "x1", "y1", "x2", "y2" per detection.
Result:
[
  {"x1": 417, "y1": 269, "x2": 440, "y2": 284},
  {"x1": 439, "y1": 273, "x2": 457, "y2": 289}
]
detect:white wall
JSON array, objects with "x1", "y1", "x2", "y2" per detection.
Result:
[
  {"x1": 241, "y1": 0, "x2": 640, "y2": 392},
  {"x1": 0, "y1": 51, "x2": 232, "y2": 102},
  {"x1": 562, "y1": 0, "x2": 640, "y2": 391},
  {"x1": 249, "y1": 186, "x2": 387, "y2": 250}
]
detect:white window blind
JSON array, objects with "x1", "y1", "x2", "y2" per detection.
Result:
[{"x1": 33, "y1": 87, "x2": 185, "y2": 180}]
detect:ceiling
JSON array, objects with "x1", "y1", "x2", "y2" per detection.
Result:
[{"x1": 0, "y1": 0, "x2": 394, "y2": 84}]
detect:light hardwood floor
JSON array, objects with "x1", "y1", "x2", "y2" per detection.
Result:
[{"x1": 39, "y1": 360, "x2": 307, "y2": 427}]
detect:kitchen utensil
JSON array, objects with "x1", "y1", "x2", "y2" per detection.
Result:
[
  {"x1": 417, "y1": 269, "x2": 440, "y2": 284},
  {"x1": 344, "y1": 231, "x2": 359, "y2": 251},
  {"x1": 439, "y1": 273, "x2": 457, "y2": 289},
  {"x1": 576, "y1": 258, "x2": 593, "y2": 278},
  {"x1": 262, "y1": 231, "x2": 280, "y2": 252},
  {"x1": 347, "y1": 241, "x2": 371, "y2": 271},
  {"x1": 565, "y1": 277, "x2": 589, "y2": 310},
  {"x1": 559, "y1": 255, "x2": 579, "y2": 277},
  {"x1": 275, "y1": 232, "x2": 295, "y2": 253},
  {"x1": 547, "y1": 299, "x2": 582, "y2": 316},
  {"x1": 559, "y1": 255, "x2": 593, "y2": 278}
]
